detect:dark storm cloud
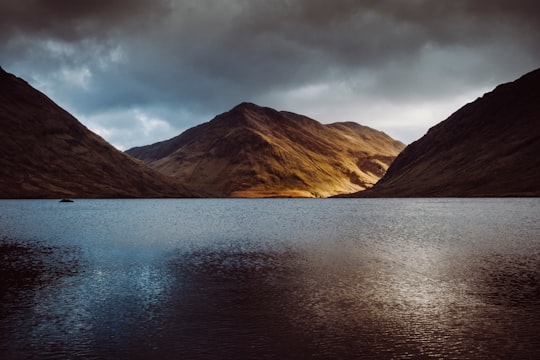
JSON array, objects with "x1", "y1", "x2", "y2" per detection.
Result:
[
  {"x1": 2, "y1": 0, "x2": 539, "y2": 148},
  {"x1": 0, "y1": 0, "x2": 167, "y2": 40}
]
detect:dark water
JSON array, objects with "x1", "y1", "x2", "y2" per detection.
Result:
[{"x1": 0, "y1": 198, "x2": 539, "y2": 359}]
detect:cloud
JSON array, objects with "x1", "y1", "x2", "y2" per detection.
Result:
[
  {"x1": 77, "y1": 107, "x2": 183, "y2": 151},
  {"x1": 2, "y1": 0, "x2": 540, "y2": 148}
]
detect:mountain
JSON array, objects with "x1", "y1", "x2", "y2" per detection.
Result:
[
  {"x1": 0, "y1": 67, "x2": 195, "y2": 198},
  {"x1": 348, "y1": 68, "x2": 540, "y2": 197},
  {"x1": 127, "y1": 103, "x2": 405, "y2": 197}
]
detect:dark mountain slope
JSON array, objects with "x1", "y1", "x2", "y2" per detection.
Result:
[
  {"x1": 0, "y1": 67, "x2": 195, "y2": 198},
  {"x1": 127, "y1": 103, "x2": 405, "y2": 197},
  {"x1": 351, "y1": 68, "x2": 540, "y2": 197}
]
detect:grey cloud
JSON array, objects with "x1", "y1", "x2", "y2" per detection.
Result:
[
  {"x1": 2, "y1": 0, "x2": 539, "y2": 148},
  {"x1": 0, "y1": 0, "x2": 168, "y2": 41}
]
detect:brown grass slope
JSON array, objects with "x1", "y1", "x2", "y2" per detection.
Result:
[
  {"x1": 351, "y1": 67, "x2": 540, "y2": 197},
  {"x1": 0, "y1": 67, "x2": 195, "y2": 198},
  {"x1": 127, "y1": 102, "x2": 405, "y2": 197}
]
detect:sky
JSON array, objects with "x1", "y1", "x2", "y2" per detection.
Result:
[{"x1": 2, "y1": 0, "x2": 540, "y2": 150}]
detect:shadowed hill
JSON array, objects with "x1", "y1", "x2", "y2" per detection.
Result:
[
  {"x1": 348, "y1": 68, "x2": 540, "y2": 197},
  {"x1": 127, "y1": 103, "x2": 405, "y2": 197},
  {"x1": 0, "y1": 67, "x2": 196, "y2": 198}
]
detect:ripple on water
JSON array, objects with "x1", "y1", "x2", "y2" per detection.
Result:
[{"x1": 0, "y1": 198, "x2": 539, "y2": 359}]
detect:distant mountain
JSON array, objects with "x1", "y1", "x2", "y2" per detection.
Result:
[
  {"x1": 127, "y1": 103, "x2": 405, "y2": 197},
  {"x1": 0, "y1": 67, "x2": 195, "y2": 198},
  {"x1": 348, "y1": 68, "x2": 540, "y2": 197}
]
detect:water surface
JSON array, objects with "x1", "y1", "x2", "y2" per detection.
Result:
[{"x1": 1, "y1": 198, "x2": 539, "y2": 359}]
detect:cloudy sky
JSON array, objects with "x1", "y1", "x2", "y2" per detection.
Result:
[{"x1": 2, "y1": 0, "x2": 539, "y2": 149}]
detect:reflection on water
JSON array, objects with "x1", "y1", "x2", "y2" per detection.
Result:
[{"x1": 0, "y1": 199, "x2": 539, "y2": 359}]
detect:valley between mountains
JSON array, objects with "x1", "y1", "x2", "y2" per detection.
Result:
[{"x1": 1, "y1": 66, "x2": 539, "y2": 198}]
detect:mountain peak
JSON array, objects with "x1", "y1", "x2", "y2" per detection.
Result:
[
  {"x1": 127, "y1": 104, "x2": 405, "y2": 197},
  {"x1": 229, "y1": 102, "x2": 280, "y2": 118},
  {"x1": 231, "y1": 102, "x2": 263, "y2": 111},
  {"x1": 208, "y1": 102, "x2": 282, "y2": 129}
]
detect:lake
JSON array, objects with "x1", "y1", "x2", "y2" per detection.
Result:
[{"x1": 1, "y1": 198, "x2": 539, "y2": 359}]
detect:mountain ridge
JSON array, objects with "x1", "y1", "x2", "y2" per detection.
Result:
[
  {"x1": 346, "y1": 67, "x2": 540, "y2": 197},
  {"x1": 127, "y1": 102, "x2": 405, "y2": 197},
  {"x1": 0, "y1": 67, "x2": 197, "y2": 198}
]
